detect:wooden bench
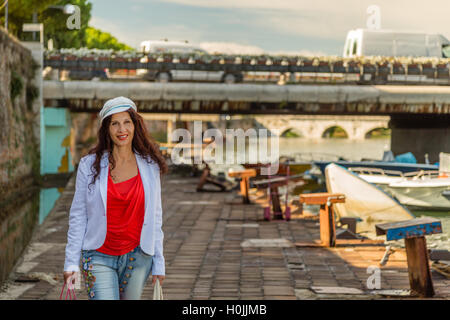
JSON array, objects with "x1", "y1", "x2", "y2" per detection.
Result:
[
  {"x1": 196, "y1": 163, "x2": 236, "y2": 192},
  {"x1": 252, "y1": 174, "x2": 304, "y2": 220},
  {"x1": 228, "y1": 169, "x2": 257, "y2": 204},
  {"x1": 299, "y1": 193, "x2": 345, "y2": 247},
  {"x1": 375, "y1": 217, "x2": 443, "y2": 297}
]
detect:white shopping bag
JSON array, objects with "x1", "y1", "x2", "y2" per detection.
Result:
[{"x1": 153, "y1": 279, "x2": 163, "y2": 300}]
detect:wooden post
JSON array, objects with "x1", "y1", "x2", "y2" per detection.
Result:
[
  {"x1": 375, "y1": 217, "x2": 443, "y2": 298},
  {"x1": 270, "y1": 186, "x2": 283, "y2": 219},
  {"x1": 299, "y1": 193, "x2": 345, "y2": 247},
  {"x1": 319, "y1": 204, "x2": 336, "y2": 247},
  {"x1": 166, "y1": 119, "x2": 174, "y2": 144},
  {"x1": 228, "y1": 169, "x2": 256, "y2": 204},
  {"x1": 196, "y1": 165, "x2": 210, "y2": 192},
  {"x1": 405, "y1": 237, "x2": 434, "y2": 297},
  {"x1": 240, "y1": 176, "x2": 250, "y2": 204}
]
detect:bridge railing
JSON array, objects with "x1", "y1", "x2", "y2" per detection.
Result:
[{"x1": 43, "y1": 49, "x2": 450, "y2": 85}]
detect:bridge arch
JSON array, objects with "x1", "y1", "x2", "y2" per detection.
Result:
[
  {"x1": 280, "y1": 127, "x2": 304, "y2": 138},
  {"x1": 364, "y1": 126, "x2": 391, "y2": 139},
  {"x1": 322, "y1": 126, "x2": 348, "y2": 139}
]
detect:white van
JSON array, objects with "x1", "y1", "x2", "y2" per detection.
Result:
[
  {"x1": 343, "y1": 29, "x2": 450, "y2": 58},
  {"x1": 140, "y1": 40, "x2": 206, "y2": 55},
  {"x1": 137, "y1": 40, "x2": 241, "y2": 83}
]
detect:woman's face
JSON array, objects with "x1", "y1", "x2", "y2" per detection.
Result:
[{"x1": 108, "y1": 111, "x2": 135, "y2": 147}]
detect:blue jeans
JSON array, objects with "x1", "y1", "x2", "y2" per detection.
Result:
[{"x1": 81, "y1": 245, "x2": 153, "y2": 300}]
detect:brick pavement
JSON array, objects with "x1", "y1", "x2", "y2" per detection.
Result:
[{"x1": 0, "y1": 171, "x2": 449, "y2": 300}]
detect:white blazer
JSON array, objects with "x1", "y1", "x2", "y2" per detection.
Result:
[{"x1": 64, "y1": 150, "x2": 165, "y2": 275}]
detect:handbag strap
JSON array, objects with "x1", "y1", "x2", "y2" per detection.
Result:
[{"x1": 60, "y1": 280, "x2": 77, "y2": 300}]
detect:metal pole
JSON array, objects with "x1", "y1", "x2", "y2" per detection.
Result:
[{"x1": 32, "y1": 11, "x2": 37, "y2": 41}]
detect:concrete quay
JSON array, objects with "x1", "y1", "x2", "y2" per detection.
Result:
[{"x1": 0, "y1": 171, "x2": 449, "y2": 300}]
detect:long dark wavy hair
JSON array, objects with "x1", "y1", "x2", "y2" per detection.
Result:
[{"x1": 86, "y1": 108, "x2": 168, "y2": 191}]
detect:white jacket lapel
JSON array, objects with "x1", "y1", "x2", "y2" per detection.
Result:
[
  {"x1": 99, "y1": 152, "x2": 109, "y2": 215},
  {"x1": 136, "y1": 153, "x2": 150, "y2": 214}
]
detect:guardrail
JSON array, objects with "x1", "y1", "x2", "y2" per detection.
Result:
[{"x1": 43, "y1": 50, "x2": 450, "y2": 85}]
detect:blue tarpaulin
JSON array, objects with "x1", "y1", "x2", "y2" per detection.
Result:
[{"x1": 395, "y1": 152, "x2": 417, "y2": 164}]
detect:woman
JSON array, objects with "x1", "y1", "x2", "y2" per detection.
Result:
[{"x1": 63, "y1": 96, "x2": 168, "y2": 300}]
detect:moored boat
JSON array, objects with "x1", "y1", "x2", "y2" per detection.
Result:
[
  {"x1": 315, "y1": 160, "x2": 438, "y2": 175},
  {"x1": 325, "y1": 163, "x2": 415, "y2": 238},
  {"x1": 387, "y1": 177, "x2": 450, "y2": 211},
  {"x1": 350, "y1": 153, "x2": 450, "y2": 211}
]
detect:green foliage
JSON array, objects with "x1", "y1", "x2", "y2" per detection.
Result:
[
  {"x1": 282, "y1": 129, "x2": 300, "y2": 138},
  {"x1": 10, "y1": 71, "x2": 23, "y2": 101},
  {"x1": 0, "y1": 0, "x2": 58, "y2": 37},
  {"x1": 26, "y1": 84, "x2": 39, "y2": 111},
  {"x1": 85, "y1": 27, "x2": 133, "y2": 51},
  {"x1": 40, "y1": 0, "x2": 92, "y2": 49},
  {"x1": 1, "y1": 0, "x2": 133, "y2": 50},
  {"x1": 323, "y1": 126, "x2": 348, "y2": 139},
  {"x1": 366, "y1": 128, "x2": 391, "y2": 139}
]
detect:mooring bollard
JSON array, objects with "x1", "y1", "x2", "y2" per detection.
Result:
[
  {"x1": 299, "y1": 193, "x2": 346, "y2": 247},
  {"x1": 375, "y1": 217, "x2": 443, "y2": 297}
]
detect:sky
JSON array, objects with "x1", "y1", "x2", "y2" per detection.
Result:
[{"x1": 90, "y1": 0, "x2": 450, "y2": 56}]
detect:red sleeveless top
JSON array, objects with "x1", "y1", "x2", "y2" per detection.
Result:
[{"x1": 96, "y1": 167, "x2": 145, "y2": 255}]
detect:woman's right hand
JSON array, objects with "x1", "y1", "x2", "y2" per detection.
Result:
[{"x1": 63, "y1": 271, "x2": 75, "y2": 285}]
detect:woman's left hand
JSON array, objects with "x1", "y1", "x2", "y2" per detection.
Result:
[{"x1": 152, "y1": 275, "x2": 165, "y2": 286}]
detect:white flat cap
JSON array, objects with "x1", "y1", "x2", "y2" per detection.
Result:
[{"x1": 99, "y1": 96, "x2": 137, "y2": 123}]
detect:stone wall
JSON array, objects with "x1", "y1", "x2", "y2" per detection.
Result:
[{"x1": 0, "y1": 27, "x2": 41, "y2": 285}]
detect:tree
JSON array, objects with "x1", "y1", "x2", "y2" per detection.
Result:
[
  {"x1": 40, "y1": 0, "x2": 92, "y2": 49},
  {"x1": 1, "y1": 0, "x2": 133, "y2": 50},
  {"x1": 0, "y1": 0, "x2": 58, "y2": 37},
  {"x1": 85, "y1": 27, "x2": 133, "y2": 51}
]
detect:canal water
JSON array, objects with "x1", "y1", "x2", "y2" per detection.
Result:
[
  {"x1": 208, "y1": 136, "x2": 449, "y2": 250},
  {"x1": 39, "y1": 187, "x2": 64, "y2": 224}
]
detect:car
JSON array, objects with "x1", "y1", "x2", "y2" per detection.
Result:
[
  {"x1": 137, "y1": 40, "x2": 243, "y2": 83},
  {"x1": 68, "y1": 68, "x2": 109, "y2": 80}
]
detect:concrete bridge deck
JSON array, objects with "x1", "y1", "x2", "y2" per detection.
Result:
[
  {"x1": 1, "y1": 170, "x2": 449, "y2": 300},
  {"x1": 44, "y1": 81, "x2": 450, "y2": 115}
]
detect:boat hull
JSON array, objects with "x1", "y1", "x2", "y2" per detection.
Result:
[
  {"x1": 386, "y1": 184, "x2": 450, "y2": 211},
  {"x1": 315, "y1": 160, "x2": 438, "y2": 175},
  {"x1": 325, "y1": 164, "x2": 415, "y2": 238}
]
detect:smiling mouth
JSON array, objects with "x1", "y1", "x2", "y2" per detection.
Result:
[{"x1": 117, "y1": 134, "x2": 128, "y2": 140}]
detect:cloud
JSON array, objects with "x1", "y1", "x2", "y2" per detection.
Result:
[
  {"x1": 93, "y1": 1, "x2": 450, "y2": 54},
  {"x1": 199, "y1": 42, "x2": 264, "y2": 55},
  {"x1": 90, "y1": 16, "x2": 207, "y2": 49},
  {"x1": 89, "y1": 16, "x2": 143, "y2": 48},
  {"x1": 199, "y1": 41, "x2": 326, "y2": 56},
  {"x1": 151, "y1": 0, "x2": 450, "y2": 40}
]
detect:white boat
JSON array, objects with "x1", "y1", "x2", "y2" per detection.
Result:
[
  {"x1": 325, "y1": 163, "x2": 415, "y2": 238},
  {"x1": 387, "y1": 177, "x2": 450, "y2": 211},
  {"x1": 351, "y1": 153, "x2": 450, "y2": 211},
  {"x1": 444, "y1": 190, "x2": 450, "y2": 200},
  {"x1": 348, "y1": 167, "x2": 406, "y2": 193}
]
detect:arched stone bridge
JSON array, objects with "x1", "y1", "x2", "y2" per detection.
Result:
[{"x1": 253, "y1": 115, "x2": 389, "y2": 140}]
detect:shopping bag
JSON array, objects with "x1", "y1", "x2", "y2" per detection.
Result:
[
  {"x1": 153, "y1": 278, "x2": 163, "y2": 300},
  {"x1": 60, "y1": 276, "x2": 77, "y2": 300}
]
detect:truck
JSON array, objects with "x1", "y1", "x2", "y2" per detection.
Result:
[{"x1": 343, "y1": 28, "x2": 450, "y2": 58}]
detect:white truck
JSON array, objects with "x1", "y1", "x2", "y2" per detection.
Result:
[
  {"x1": 343, "y1": 29, "x2": 450, "y2": 58},
  {"x1": 137, "y1": 40, "x2": 242, "y2": 83}
]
